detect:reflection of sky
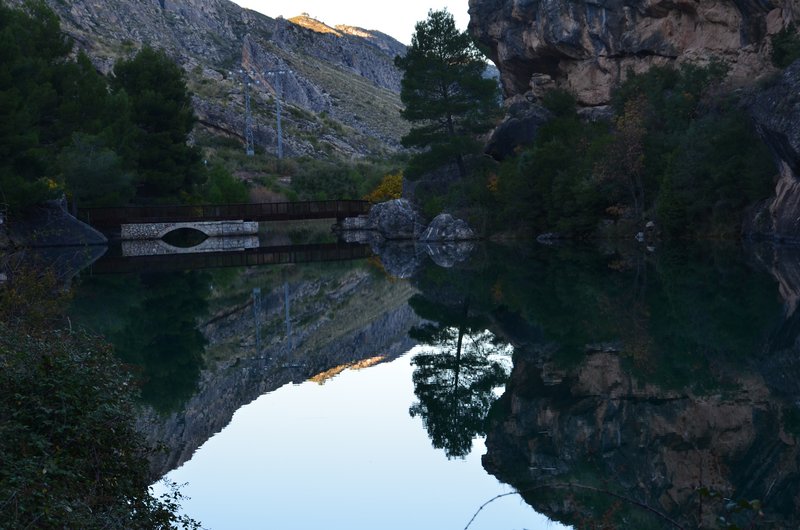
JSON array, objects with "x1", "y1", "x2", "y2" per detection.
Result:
[{"x1": 152, "y1": 346, "x2": 571, "y2": 530}]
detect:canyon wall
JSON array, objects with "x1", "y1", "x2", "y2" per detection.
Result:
[{"x1": 469, "y1": 0, "x2": 799, "y2": 106}]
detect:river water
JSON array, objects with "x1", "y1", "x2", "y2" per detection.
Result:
[{"x1": 68, "y1": 241, "x2": 800, "y2": 529}]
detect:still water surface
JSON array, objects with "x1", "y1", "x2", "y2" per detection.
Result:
[
  {"x1": 152, "y1": 349, "x2": 551, "y2": 529},
  {"x1": 69, "y1": 241, "x2": 800, "y2": 529}
]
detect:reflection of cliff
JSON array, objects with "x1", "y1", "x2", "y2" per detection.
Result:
[
  {"x1": 482, "y1": 346, "x2": 800, "y2": 529},
  {"x1": 139, "y1": 264, "x2": 420, "y2": 478}
]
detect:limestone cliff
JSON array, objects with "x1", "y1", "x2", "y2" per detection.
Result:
[
  {"x1": 17, "y1": 0, "x2": 407, "y2": 158},
  {"x1": 469, "y1": 0, "x2": 799, "y2": 105}
]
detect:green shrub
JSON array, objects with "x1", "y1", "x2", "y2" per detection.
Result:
[
  {"x1": 488, "y1": 63, "x2": 773, "y2": 239},
  {"x1": 772, "y1": 24, "x2": 800, "y2": 68},
  {"x1": 198, "y1": 164, "x2": 249, "y2": 203}
]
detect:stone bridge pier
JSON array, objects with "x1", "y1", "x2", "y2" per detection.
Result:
[{"x1": 120, "y1": 220, "x2": 259, "y2": 240}]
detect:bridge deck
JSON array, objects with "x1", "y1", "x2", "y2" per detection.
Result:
[
  {"x1": 88, "y1": 243, "x2": 373, "y2": 274},
  {"x1": 79, "y1": 200, "x2": 370, "y2": 227}
]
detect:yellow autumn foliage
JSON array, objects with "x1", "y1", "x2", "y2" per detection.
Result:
[{"x1": 363, "y1": 172, "x2": 403, "y2": 203}]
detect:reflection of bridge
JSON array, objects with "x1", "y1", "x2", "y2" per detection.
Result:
[
  {"x1": 87, "y1": 243, "x2": 373, "y2": 274},
  {"x1": 78, "y1": 200, "x2": 370, "y2": 229}
]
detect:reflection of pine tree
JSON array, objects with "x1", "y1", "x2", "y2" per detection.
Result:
[
  {"x1": 408, "y1": 296, "x2": 511, "y2": 458},
  {"x1": 116, "y1": 272, "x2": 209, "y2": 413},
  {"x1": 71, "y1": 271, "x2": 210, "y2": 413}
]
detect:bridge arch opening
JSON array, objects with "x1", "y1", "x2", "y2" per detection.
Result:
[{"x1": 161, "y1": 227, "x2": 209, "y2": 248}]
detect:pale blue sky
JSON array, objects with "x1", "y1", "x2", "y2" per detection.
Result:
[{"x1": 231, "y1": 1, "x2": 471, "y2": 44}]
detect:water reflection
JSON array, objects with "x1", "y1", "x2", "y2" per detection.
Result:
[
  {"x1": 70, "y1": 271, "x2": 209, "y2": 413},
  {"x1": 408, "y1": 295, "x2": 511, "y2": 458},
  {"x1": 409, "y1": 243, "x2": 799, "y2": 529},
  {"x1": 64, "y1": 240, "x2": 800, "y2": 528}
]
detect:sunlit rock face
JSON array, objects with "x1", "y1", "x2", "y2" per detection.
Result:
[
  {"x1": 483, "y1": 348, "x2": 800, "y2": 528},
  {"x1": 469, "y1": 0, "x2": 798, "y2": 105}
]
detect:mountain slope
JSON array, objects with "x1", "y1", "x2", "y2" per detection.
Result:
[{"x1": 19, "y1": 0, "x2": 408, "y2": 160}]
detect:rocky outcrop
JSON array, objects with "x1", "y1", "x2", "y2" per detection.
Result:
[
  {"x1": 746, "y1": 59, "x2": 800, "y2": 241},
  {"x1": 485, "y1": 98, "x2": 553, "y2": 160},
  {"x1": 469, "y1": 0, "x2": 797, "y2": 106},
  {"x1": 339, "y1": 200, "x2": 478, "y2": 242},
  {"x1": 419, "y1": 213, "x2": 476, "y2": 241},
  {"x1": 337, "y1": 199, "x2": 424, "y2": 239},
  {"x1": 368, "y1": 199, "x2": 425, "y2": 239},
  {"x1": 7, "y1": 197, "x2": 107, "y2": 247}
]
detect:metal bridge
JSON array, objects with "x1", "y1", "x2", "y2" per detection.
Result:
[{"x1": 78, "y1": 200, "x2": 371, "y2": 228}]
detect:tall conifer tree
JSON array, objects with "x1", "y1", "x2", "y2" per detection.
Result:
[{"x1": 395, "y1": 9, "x2": 499, "y2": 179}]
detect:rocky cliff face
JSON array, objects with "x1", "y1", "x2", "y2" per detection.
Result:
[
  {"x1": 469, "y1": 0, "x2": 799, "y2": 105},
  {"x1": 20, "y1": 0, "x2": 407, "y2": 158},
  {"x1": 746, "y1": 60, "x2": 800, "y2": 241},
  {"x1": 483, "y1": 346, "x2": 800, "y2": 528}
]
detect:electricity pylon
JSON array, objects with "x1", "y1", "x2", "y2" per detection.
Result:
[{"x1": 265, "y1": 69, "x2": 288, "y2": 159}]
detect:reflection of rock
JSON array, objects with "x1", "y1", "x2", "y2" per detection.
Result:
[
  {"x1": 746, "y1": 60, "x2": 800, "y2": 242},
  {"x1": 139, "y1": 266, "x2": 421, "y2": 478},
  {"x1": 8, "y1": 197, "x2": 107, "y2": 247},
  {"x1": 483, "y1": 348, "x2": 800, "y2": 528},
  {"x1": 368, "y1": 240, "x2": 477, "y2": 278},
  {"x1": 3, "y1": 245, "x2": 107, "y2": 286},
  {"x1": 371, "y1": 241, "x2": 424, "y2": 279},
  {"x1": 419, "y1": 214, "x2": 476, "y2": 242},
  {"x1": 420, "y1": 242, "x2": 476, "y2": 268}
]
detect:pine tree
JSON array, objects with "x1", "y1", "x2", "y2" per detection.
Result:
[
  {"x1": 395, "y1": 9, "x2": 499, "y2": 180},
  {"x1": 112, "y1": 47, "x2": 203, "y2": 200}
]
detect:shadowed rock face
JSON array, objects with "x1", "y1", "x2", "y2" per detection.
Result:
[
  {"x1": 483, "y1": 347, "x2": 800, "y2": 529},
  {"x1": 746, "y1": 61, "x2": 800, "y2": 242},
  {"x1": 469, "y1": 0, "x2": 797, "y2": 105}
]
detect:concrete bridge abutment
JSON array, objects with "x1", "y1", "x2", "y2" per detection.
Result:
[{"x1": 120, "y1": 220, "x2": 260, "y2": 240}]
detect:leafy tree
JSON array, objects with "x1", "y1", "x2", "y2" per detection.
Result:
[
  {"x1": 58, "y1": 133, "x2": 135, "y2": 211},
  {"x1": 495, "y1": 91, "x2": 612, "y2": 235},
  {"x1": 597, "y1": 96, "x2": 647, "y2": 220},
  {"x1": 395, "y1": 9, "x2": 500, "y2": 179},
  {"x1": 199, "y1": 163, "x2": 249, "y2": 204},
  {"x1": 0, "y1": 0, "x2": 75, "y2": 209},
  {"x1": 113, "y1": 47, "x2": 204, "y2": 200},
  {"x1": 0, "y1": 262, "x2": 200, "y2": 528},
  {"x1": 772, "y1": 24, "x2": 800, "y2": 68},
  {"x1": 363, "y1": 171, "x2": 403, "y2": 203},
  {"x1": 0, "y1": 2, "x2": 137, "y2": 211}
]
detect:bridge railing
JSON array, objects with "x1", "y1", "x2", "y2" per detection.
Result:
[{"x1": 78, "y1": 200, "x2": 371, "y2": 227}]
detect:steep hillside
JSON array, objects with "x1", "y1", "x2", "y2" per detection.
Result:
[{"x1": 20, "y1": 0, "x2": 408, "y2": 160}]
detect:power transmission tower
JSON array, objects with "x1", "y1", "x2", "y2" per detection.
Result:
[
  {"x1": 231, "y1": 69, "x2": 259, "y2": 156},
  {"x1": 252, "y1": 287, "x2": 262, "y2": 355},
  {"x1": 266, "y1": 69, "x2": 288, "y2": 159},
  {"x1": 241, "y1": 69, "x2": 256, "y2": 156}
]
